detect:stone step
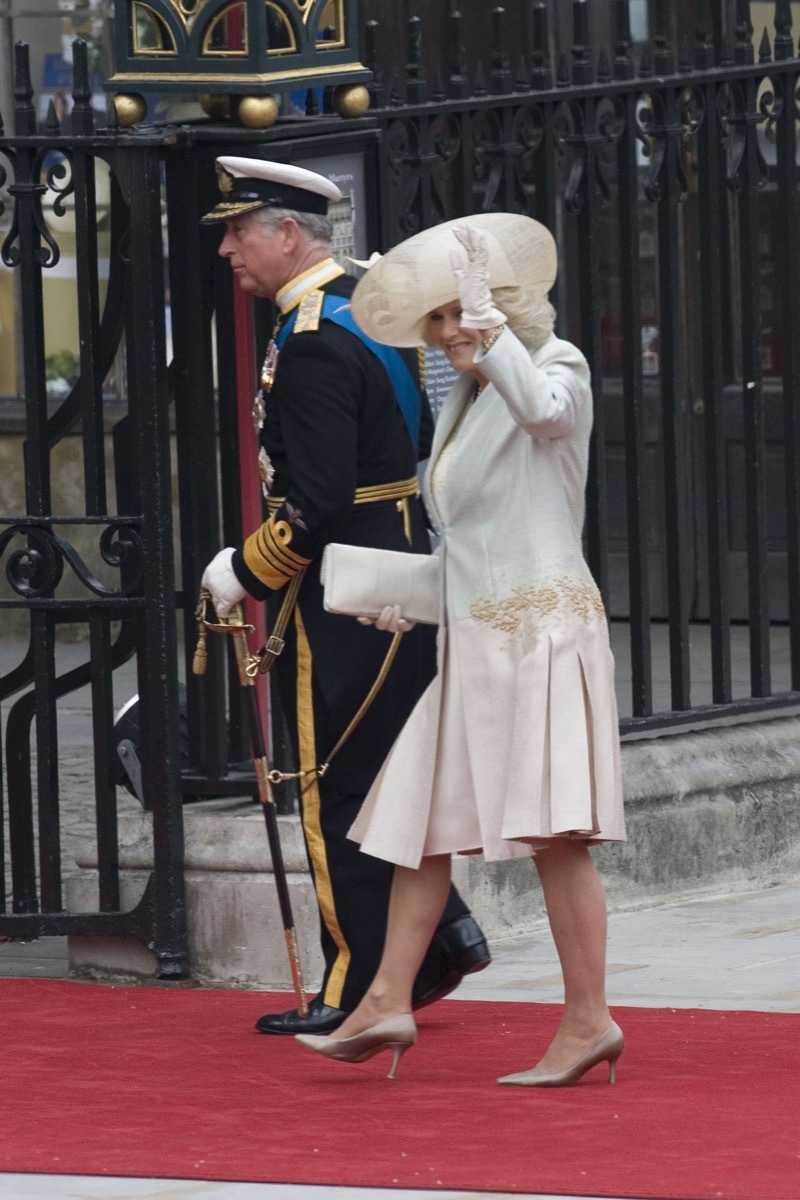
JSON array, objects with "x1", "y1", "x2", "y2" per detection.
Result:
[{"x1": 66, "y1": 714, "x2": 800, "y2": 988}]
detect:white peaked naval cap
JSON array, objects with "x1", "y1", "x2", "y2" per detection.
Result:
[{"x1": 202, "y1": 156, "x2": 343, "y2": 223}]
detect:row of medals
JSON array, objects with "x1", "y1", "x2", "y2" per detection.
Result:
[{"x1": 253, "y1": 329, "x2": 280, "y2": 497}]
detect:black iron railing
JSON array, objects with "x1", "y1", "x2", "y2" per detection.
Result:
[
  {"x1": 2, "y1": 0, "x2": 800, "y2": 965},
  {"x1": 0, "y1": 42, "x2": 189, "y2": 971},
  {"x1": 362, "y1": 0, "x2": 800, "y2": 732}
]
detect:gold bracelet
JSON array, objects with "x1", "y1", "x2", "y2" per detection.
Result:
[{"x1": 481, "y1": 325, "x2": 505, "y2": 354}]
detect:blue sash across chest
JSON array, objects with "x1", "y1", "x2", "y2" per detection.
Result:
[{"x1": 276, "y1": 295, "x2": 421, "y2": 453}]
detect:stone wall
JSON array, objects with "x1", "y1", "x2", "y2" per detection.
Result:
[{"x1": 65, "y1": 713, "x2": 800, "y2": 988}]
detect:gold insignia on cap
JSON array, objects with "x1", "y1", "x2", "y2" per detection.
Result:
[{"x1": 216, "y1": 163, "x2": 234, "y2": 194}]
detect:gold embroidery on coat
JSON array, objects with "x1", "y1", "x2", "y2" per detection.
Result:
[{"x1": 470, "y1": 575, "x2": 606, "y2": 634}]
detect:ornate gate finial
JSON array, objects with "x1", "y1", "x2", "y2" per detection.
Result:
[{"x1": 106, "y1": 0, "x2": 370, "y2": 126}]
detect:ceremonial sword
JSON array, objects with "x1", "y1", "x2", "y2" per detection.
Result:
[{"x1": 194, "y1": 590, "x2": 308, "y2": 1017}]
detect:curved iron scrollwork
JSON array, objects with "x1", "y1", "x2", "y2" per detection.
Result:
[
  {"x1": 513, "y1": 103, "x2": 544, "y2": 172},
  {"x1": 386, "y1": 117, "x2": 422, "y2": 237},
  {"x1": 597, "y1": 94, "x2": 627, "y2": 155},
  {"x1": 553, "y1": 100, "x2": 579, "y2": 212},
  {"x1": 1, "y1": 148, "x2": 64, "y2": 269},
  {"x1": 677, "y1": 85, "x2": 706, "y2": 193},
  {"x1": 555, "y1": 97, "x2": 620, "y2": 217},
  {"x1": 755, "y1": 73, "x2": 784, "y2": 172},
  {"x1": 638, "y1": 92, "x2": 665, "y2": 202},
  {"x1": 472, "y1": 108, "x2": 504, "y2": 211},
  {"x1": 44, "y1": 150, "x2": 76, "y2": 219},
  {"x1": 508, "y1": 103, "x2": 545, "y2": 216},
  {"x1": 3, "y1": 528, "x2": 65, "y2": 596},
  {"x1": 721, "y1": 76, "x2": 771, "y2": 195},
  {"x1": 0, "y1": 151, "x2": 10, "y2": 223},
  {"x1": 428, "y1": 112, "x2": 461, "y2": 224},
  {"x1": 0, "y1": 522, "x2": 144, "y2": 599},
  {"x1": 637, "y1": 87, "x2": 701, "y2": 206}
]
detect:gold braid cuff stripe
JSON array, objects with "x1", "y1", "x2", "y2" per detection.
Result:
[
  {"x1": 266, "y1": 476, "x2": 419, "y2": 515},
  {"x1": 244, "y1": 517, "x2": 311, "y2": 589}
]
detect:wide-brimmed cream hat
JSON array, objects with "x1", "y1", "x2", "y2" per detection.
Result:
[{"x1": 350, "y1": 212, "x2": 557, "y2": 346}]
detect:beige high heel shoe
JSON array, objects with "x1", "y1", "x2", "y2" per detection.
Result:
[
  {"x1": 496, "y1": 1021, "x2": 625, "y2": 1088},
  {"x1": 295, "y1": 1014, "x2": 417, "y2": 1080}
]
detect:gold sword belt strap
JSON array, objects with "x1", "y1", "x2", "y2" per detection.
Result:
[
  {"x1": 260, "y1": 477, "x2": 421, "y2": 786},
  {"x1": 247, "y1": 567, "x2": 306, "y2": 677},
  {"x1": 269, "y1": 627, "x2": 405, "y2": 792}
]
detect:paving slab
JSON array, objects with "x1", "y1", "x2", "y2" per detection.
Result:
[
  {"x1": 0, "y1": 1179, "x2": 627, "y2": 1200},
  {"x1": 455, "y1": 880, "x2": 800, "y2": 1013}
]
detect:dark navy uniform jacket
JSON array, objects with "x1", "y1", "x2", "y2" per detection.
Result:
[{"x1": 232, "y1": 271, "x2": 436, "y2": 795}]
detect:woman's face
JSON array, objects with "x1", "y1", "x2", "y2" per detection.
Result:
[{"x1": 427, "y1": 301, "x2": 483, "y2": 375}]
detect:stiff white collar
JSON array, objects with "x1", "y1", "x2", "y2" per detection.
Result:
[{"x1": 277, "y1": 258, "x2": 345, "y2": 314}]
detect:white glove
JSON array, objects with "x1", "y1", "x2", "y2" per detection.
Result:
[
  {"x1": 201, "y1": 547, "x2": 247, "y2": 618},
  {"x1": 357, "y1": 604, "x2": 415, "y2": 634},
  {"x1": 450, "y1": 223, "x2": 507, "y2": 331}
]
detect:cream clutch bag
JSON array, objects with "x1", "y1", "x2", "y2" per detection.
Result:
[{"x1": 320, "y1": 543, "x2": 440, "y2": 625}]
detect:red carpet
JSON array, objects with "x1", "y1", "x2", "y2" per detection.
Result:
[{"x1": 1, "y1": 979, "x2": 798, "y2": 1198}]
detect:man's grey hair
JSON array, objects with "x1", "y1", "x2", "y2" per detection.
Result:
[{"x1": 251, "y1": 205, "x2": 333, "y2": 249}]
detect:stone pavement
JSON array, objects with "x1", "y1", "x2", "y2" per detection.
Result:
[
  {"x1": 1, "y1": 638, "x2": 144, "y2": 910},
  {"x1": 1, "y1": 746, "x2": 142, "y2": 911}
]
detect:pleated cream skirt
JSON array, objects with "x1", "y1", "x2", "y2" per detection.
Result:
[
  {"x1": 351, "y1": 610, "x2": 626, "y2": 870},
  {"x1": 421, "y1": 618, "x2": 624, "y2": 859}
]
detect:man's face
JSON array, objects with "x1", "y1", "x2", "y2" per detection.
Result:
[{"x1": 218, "y1": 213, "x2": 287, "y2": 300}]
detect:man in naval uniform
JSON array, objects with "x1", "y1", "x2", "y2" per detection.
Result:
[{"x1": 200, "y1": 156, "x2": 490, "y2": 1035}]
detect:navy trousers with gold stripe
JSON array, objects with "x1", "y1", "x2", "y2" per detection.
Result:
[{"x1": 290, "y1": 604, "x2": 469, "y2": 1012}]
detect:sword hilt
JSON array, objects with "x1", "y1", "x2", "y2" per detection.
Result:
[
  {"x1": 193, "y1": 589, "x2": 211, "y2": 675},
  {"x1": 194, "y1": 589, "x2": 258, "y2": 677}
]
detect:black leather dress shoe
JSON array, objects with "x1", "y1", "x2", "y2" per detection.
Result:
[
  {"x1": 255, "y1": 994, "x2": 349, "y2": 1035},
  {"x1": 412, "y1": 913, "x2": 491, "y2": 1009}
]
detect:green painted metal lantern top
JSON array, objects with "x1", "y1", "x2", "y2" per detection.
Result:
[{"x1": 107, "y1": 0, "x2": 369, "y2": 94}]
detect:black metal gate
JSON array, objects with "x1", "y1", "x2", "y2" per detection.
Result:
[
  {"x1": 0, "y1": 43, "x2": 190, "y2": 971},
  {"x1": 359, "y1": 0, "x2": 800, "y2": 729},
  {"x1": 3, "y1": 0, "x2": 800, "y2": 969}
]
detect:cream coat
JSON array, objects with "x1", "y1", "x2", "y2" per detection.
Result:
[{"x1": 350, "y1": 329, "x2": 625, "y2": 868}]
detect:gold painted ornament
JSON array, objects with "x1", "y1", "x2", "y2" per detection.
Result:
[
  {"x1": 332, "y1": 85, "x2": 370, "y2": 119},
  {"x1": 113, "y1": 93, "x2": 147, "y2": 127},
  {"x1": 199, "y1": 93, "x2": 232, "y2": 120},
  {"x1": 237, "y1": 95, "x2": 279, "y2": 129}
]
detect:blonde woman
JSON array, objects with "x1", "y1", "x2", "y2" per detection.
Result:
[{"x1": 296, "y1": 213, "x2": 626, "y2": 1087}]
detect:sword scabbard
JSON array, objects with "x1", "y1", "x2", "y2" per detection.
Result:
[{"x1": 284, "y1": 927, "x2": 309, "y2": 1017}]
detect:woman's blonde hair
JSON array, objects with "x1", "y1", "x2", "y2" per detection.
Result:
[
  {"x1": 492, "y1": 286, "x2": 555, "y2": 348},
  {"x1": 423, "y1": 286, "x2": 555, "y2": 350}
]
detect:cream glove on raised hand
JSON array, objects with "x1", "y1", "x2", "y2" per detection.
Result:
[
  {"x1": 357, "y1": 604, "x2": 416, "y2": 634},
  {"x1": 450, "y1": 223, "x2": 508, "y2": 331},
  {"x1": 201, "y1": 547, "x2": 248, "y2": 618}
]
